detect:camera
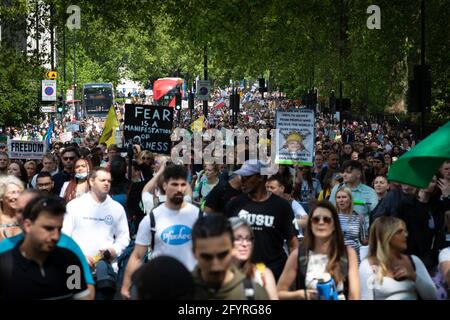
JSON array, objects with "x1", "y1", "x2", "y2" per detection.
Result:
[{"x1": 94, "y1": 250, "x2": 117, "y2": 294}]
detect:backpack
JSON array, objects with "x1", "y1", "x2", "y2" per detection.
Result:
[
  {"x1": 116, "y1": 204, "x2": 203, "y2": 292},
  {"x1": 295, "y1": 241, "x2": 349, "y2": 299},
  {"x1": 149, "y1": 205, "x2": 204, "y2": 252}
]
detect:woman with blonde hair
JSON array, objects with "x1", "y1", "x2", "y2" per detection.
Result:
[
  {"x1": 0, "y1": 176, "x2": 24, "y2": 240},
  {"x1": 136, "y1": 150, "x2": 154, "y2": 181},
  {"x1": 359, "y1": 216, "x2": 437, "y2": 300},
  {"x1": 335, "y1": 187, "x2": 368, "y2": 263}
]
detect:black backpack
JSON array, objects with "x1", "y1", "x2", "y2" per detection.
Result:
[{"x1": 295, "y1": 241, "x2": 349, "y2": 299}]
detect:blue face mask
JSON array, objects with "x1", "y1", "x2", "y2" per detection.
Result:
[{"x1": 75, "y1": 172, "x2": 89, "y2": 180}]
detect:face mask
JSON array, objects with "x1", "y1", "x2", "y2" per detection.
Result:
[{"x1": 75, "y1": 172, "x2": 89, "y2": 180}]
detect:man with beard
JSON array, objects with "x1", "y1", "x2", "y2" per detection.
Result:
[
  {"x1": 191, "y1": 214, "x2": 269, "y2": 299},
  {"x1": 0, "y1": 194, "x2": 90, "y2": 299},
  {"x1": 120, "y1": 164, "x2": 201, "y2": 300},
  {"x1": 224, "y1": 160, "x2": 298, "y2": 281}
]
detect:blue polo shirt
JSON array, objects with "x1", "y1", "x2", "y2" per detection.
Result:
[{"x1": 0, "y1": 233, "x2": 94, "y2": 285}]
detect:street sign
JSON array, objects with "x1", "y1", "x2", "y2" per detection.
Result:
[
  {"x1": 42, "y1": 80, "x2": 57, "y2": 102},
  {"x1": 46, "y1": 71, "x2": 57, "y2": 79},
  {"x1": 196, "y1": 80, "x2": 210, "y2": 101},
  {"x1": 40, "y1": 105, "x2": 56, "y2": 113},
  {"x1": 66, "y1": 89, "x2": 74, "y2": 101}
]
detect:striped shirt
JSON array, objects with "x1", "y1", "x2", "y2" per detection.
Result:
[{"x1": 338, "y1": 211, "x2": 367, "y2": 263}]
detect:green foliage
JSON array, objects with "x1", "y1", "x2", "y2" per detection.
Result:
[
  {"x1": 1, "y1": 0, "x2": 449, "y2": 125},
  {"x1": 0, "y1": 47, "x2": 42, "y2": 126}
]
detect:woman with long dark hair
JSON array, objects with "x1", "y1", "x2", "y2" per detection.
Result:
[
  {"x1": 277, "y1": 200, "x2": 360, "y2": 300},
  {"x1": 60, "y1": 158, "x2": 92, "y2": 202}
]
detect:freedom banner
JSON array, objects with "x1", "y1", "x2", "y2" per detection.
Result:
[
  {"x1": 124, "y1": 104, "x2": 174, "y2": 154},
  {"x1": 8, "y1": 140, "x2": 47, "y2": 159},
  {"x1": 275, "y1": 109, "x2": 315, "y2": 165}
]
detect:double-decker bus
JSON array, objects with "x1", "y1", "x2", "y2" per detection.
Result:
[
  {"x1": 153, "y1": 77, "x2": 184, "y2": 107},
  {"x1": 82, "y1": 82, "x2": 114, "y2": 117}
]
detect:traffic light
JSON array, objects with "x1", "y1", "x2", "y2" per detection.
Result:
[
  {"x1": 188, "y1": 93, "x2": 195, "y2": 110},
  {"x1": 258, "y1": 78, "x2": 267, "y2": 93},
  {"x1": 336, "y1": 98, "x2": 351, "y2": 112},
  {"x1": 407, "y1": 65, "x2": 431, "y2": 113},
  {"x1": 329, "y1": 90, "x2": 336, "y2": 113},
  {"x1": 56, "y1": 103, "x2": 64, "y2": 113},
  {"x1": 175, "y1": 92, "x2": 182, "y2": 111}
]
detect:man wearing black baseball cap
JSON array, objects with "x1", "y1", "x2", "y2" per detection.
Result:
[{"x1": 224, "y1": 160, "x2": 298, "y2": 281}]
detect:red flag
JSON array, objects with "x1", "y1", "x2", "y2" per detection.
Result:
[{"x1": 213, "y1": 98, "x2": 225, "y2": 109}]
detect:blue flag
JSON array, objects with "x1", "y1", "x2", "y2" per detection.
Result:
[{"x1": 43, "y1": 119, "x2": 54, "y2": 149}]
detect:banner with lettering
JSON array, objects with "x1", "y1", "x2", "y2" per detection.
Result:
[
  {"x1": 124, "y1": 104, "x2": 174, "y2": 154},
  {"x1": 275, "y1": 109, "x2": 315, "y2": 166},
  {"x1": 7, "y1": 140, "x2": 47, "y2": 159}
]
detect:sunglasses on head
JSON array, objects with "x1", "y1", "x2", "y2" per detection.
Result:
[{"x1": 311, "y1": 215, "x2": 333, "y2": 224}]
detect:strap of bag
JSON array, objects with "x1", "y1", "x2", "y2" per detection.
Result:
[
  {"x1": 149, "y1": 207, "x2": 157, "y2": 252},
  {"x1": 243, "y1": 278, "x2": 255, "y2": 300},
  {"x1": 296, "y1": 241, "x2": 309, "y2": 299}
]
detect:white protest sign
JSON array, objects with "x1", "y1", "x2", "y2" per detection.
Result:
[
  {"x1": 275, "y1": 109, "x2": 315, "y2": 166},
  {"x1": 7, "y1": 140, "x2": 47, "y2": 159},
  {"x1": 60, "y1": 132, "x2": 73, "y2": 143}
]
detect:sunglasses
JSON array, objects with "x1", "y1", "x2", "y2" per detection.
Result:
[
  {"x1": 311, "y1": 215, "x2": 333, "y2": 224},
  {"x1": 62, "y1": 156, "x2": 75, "y2": 161},
  {"x1": 199, "y1": 250, "x2": 230, "y2": 261}
]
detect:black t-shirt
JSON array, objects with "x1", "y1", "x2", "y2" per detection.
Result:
[
  {"x1": 0, "y1": 244, "x2": 89, "y2": 300},
  {"x1": 204, "y1": 181, "x2": 242, "y2": 214},
  {"x1": 225, "y1": 193, "x2": 296, "y2": 265}
]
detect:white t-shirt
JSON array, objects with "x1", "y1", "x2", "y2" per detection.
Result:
[
  {"x1": 135, "y1": 202, "x2": 200, "y2": 271},
  {"x1": 439, "y1": 247, "x2": 450, "y2": 263},
  {"x1": 305, "y1": 251, "x2": 345, "y2": 300},
  {"x1": 292, "y1": 200, "x2": 308, "y2": 237},
  {"x1": 359, "y1": 256, "x2": 437, "y2": 300},
  {"x1": 62, "y1": 192, "x2": 130, "y2": 258}
]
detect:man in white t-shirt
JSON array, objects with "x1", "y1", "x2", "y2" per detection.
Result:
[
  {"x1": 62, "y1": 167, "x2": 130, "y2": 269},
  {"x1": 266, "y1": 174, "x2": 308, "y2": 237},
  {"x1": 120, "y1": 164, "x2": 201, "y2": 300}
]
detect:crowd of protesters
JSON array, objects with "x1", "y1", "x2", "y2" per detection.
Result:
[{"x1": 0, "y1": 88, "x2": 448, "y2": 301}]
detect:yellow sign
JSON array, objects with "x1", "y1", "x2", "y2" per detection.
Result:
[{"x1": 46, "y1": 71, "x2": 58, "y2": 79}]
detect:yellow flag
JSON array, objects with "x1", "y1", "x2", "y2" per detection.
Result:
[
  {"x1": 99, "y1": 106, "x2": 119, "y2": 147},
  {"x1": 191, "y1": 115, "x2": 206, "y2": 132}
]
